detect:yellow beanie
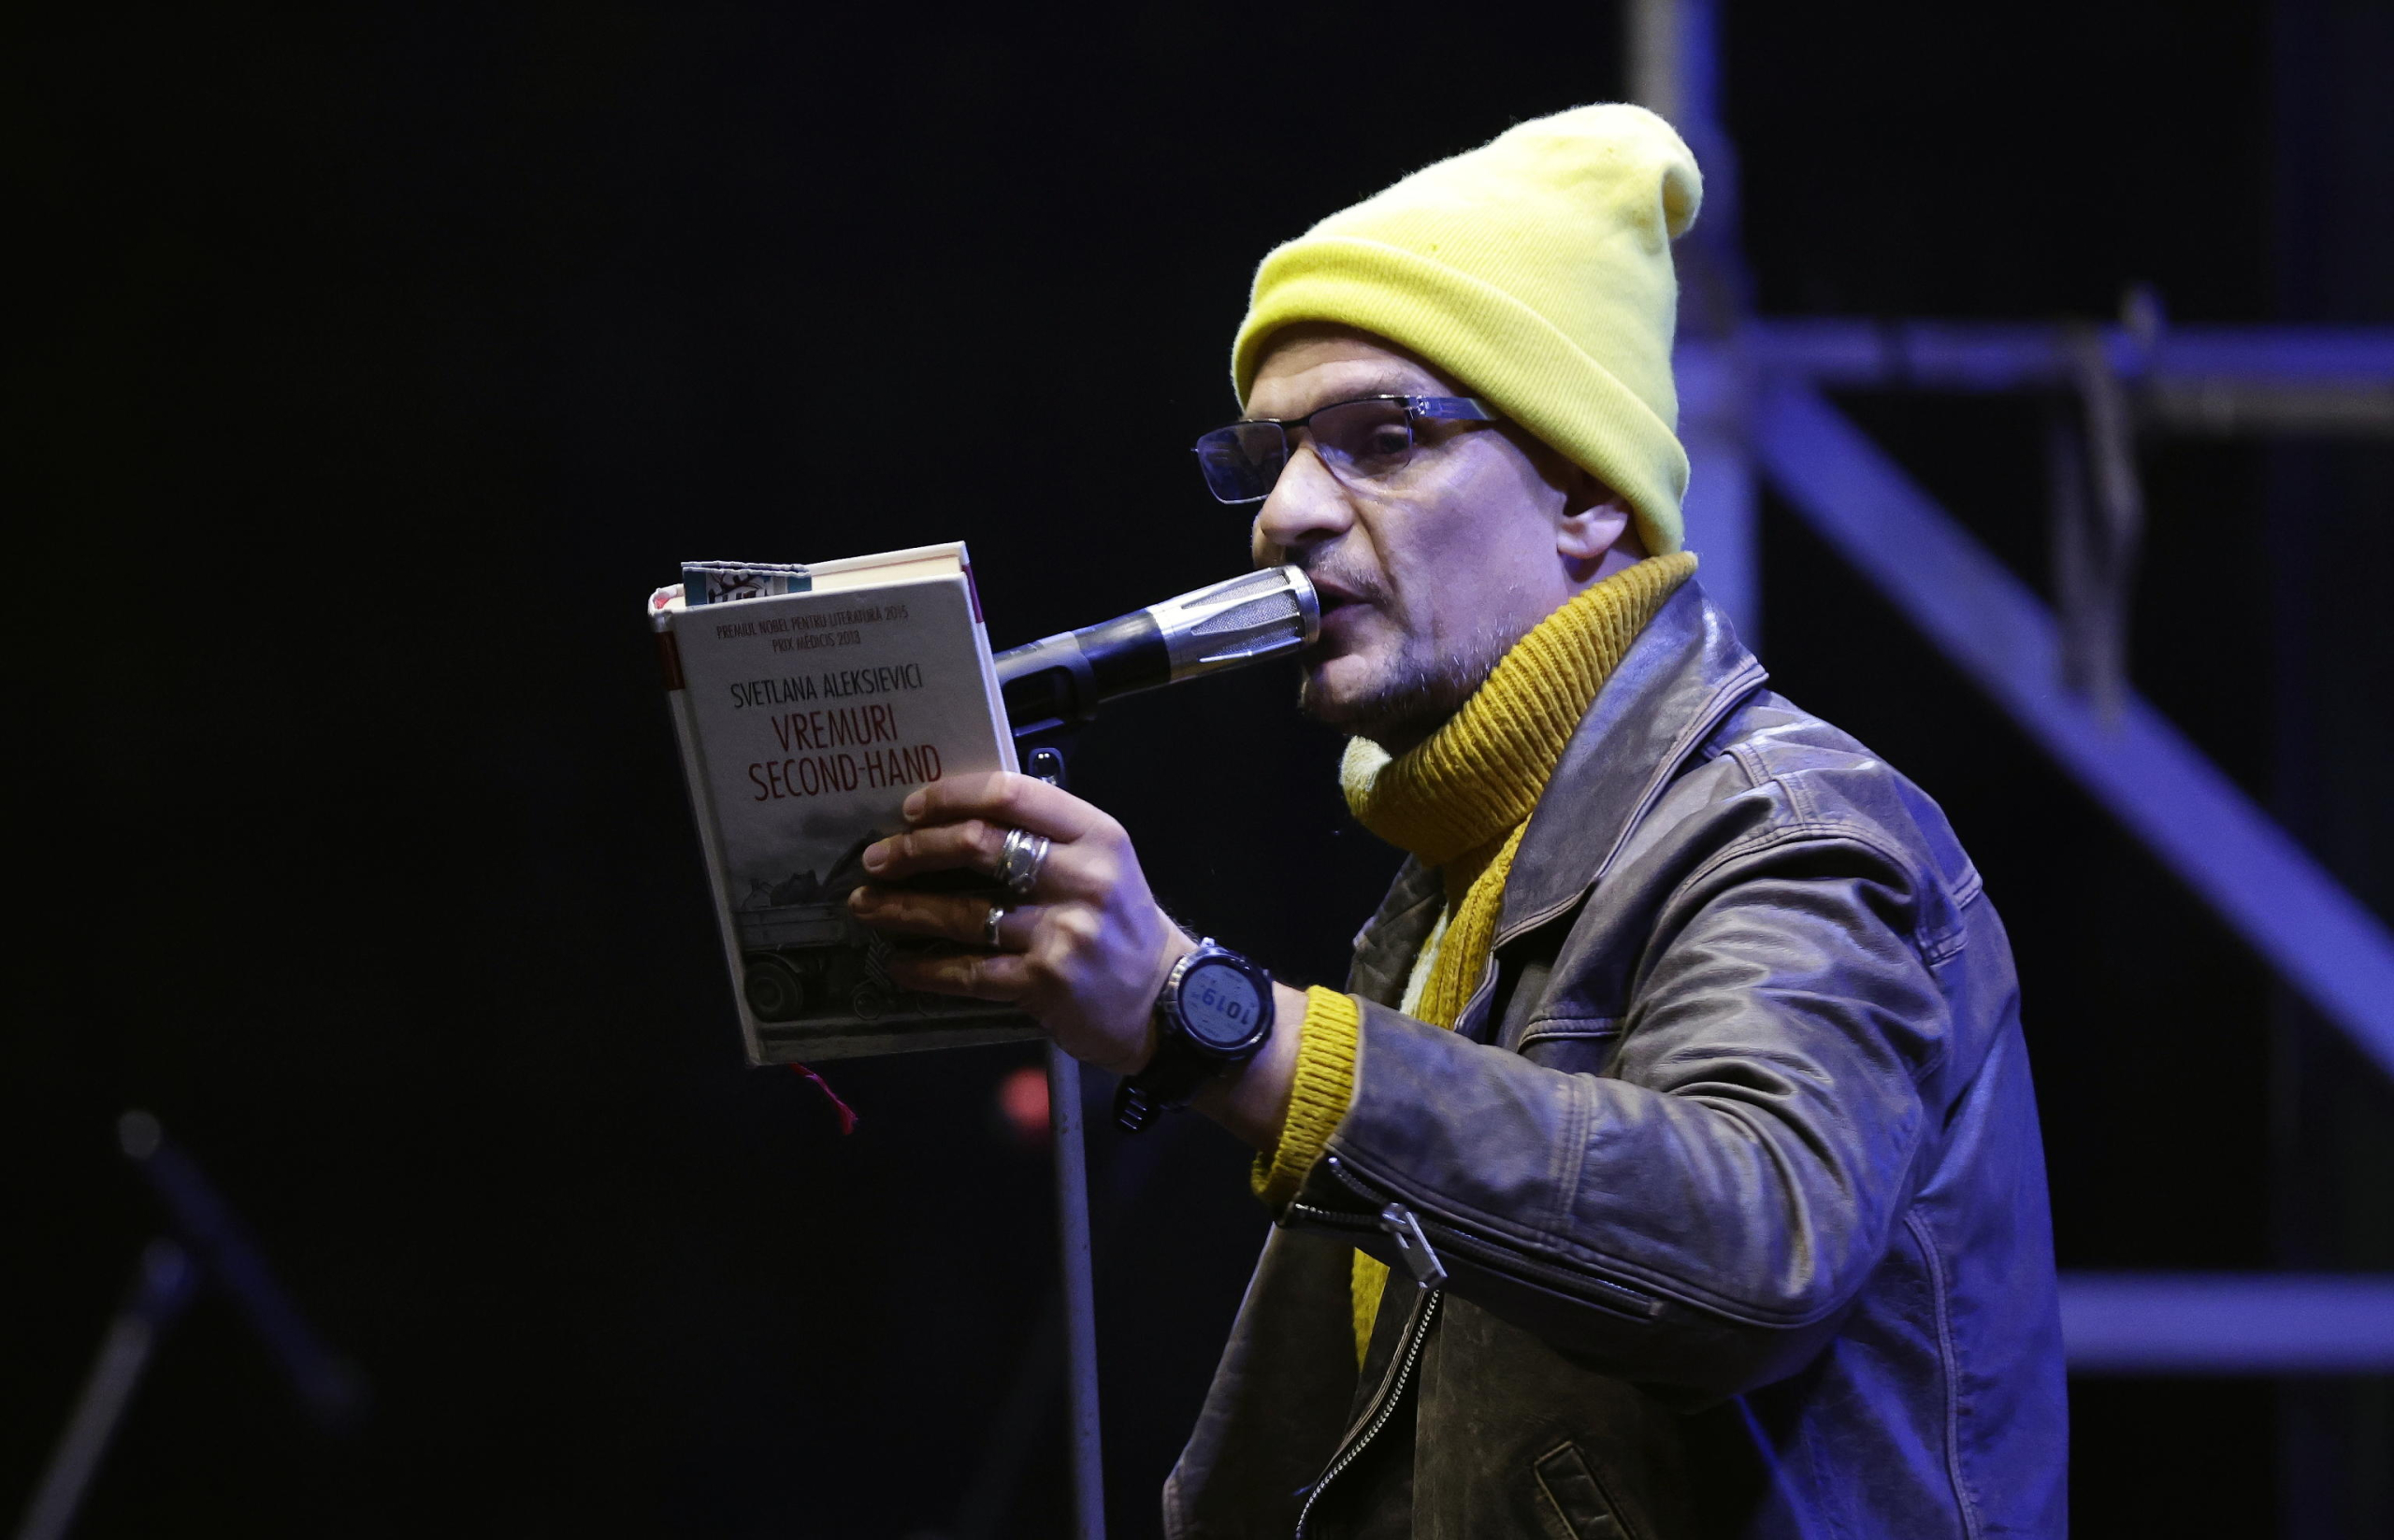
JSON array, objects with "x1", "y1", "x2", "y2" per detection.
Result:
[{"x1": 1232, "y1": 104, "x2": 1703, "y2": 554}]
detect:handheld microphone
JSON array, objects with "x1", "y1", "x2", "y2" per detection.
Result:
[{"x1": 995, "y1": 566, "x2": 1320, "y2": 739}]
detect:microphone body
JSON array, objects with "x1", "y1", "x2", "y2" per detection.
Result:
[{"x1": 995, "y1": 567, "x2": 1320, "y2": 739}]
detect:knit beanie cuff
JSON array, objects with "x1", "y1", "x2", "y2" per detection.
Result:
[{"x1": 1234, "y1": 237, "x2": 1689, "y2": 555}]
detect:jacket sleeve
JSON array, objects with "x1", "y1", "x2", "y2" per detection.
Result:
[{"x1": 1288, "y1": 827, "x2": 1953, "y2": 1397}]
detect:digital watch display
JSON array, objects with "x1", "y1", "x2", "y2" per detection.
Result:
[
  {"x1": 1115, "y1": 939, "x2": 1275, "y2": 1133},
  {"x1": 1178, "y1": 958, "x2": 1266, "y2": 1050}
]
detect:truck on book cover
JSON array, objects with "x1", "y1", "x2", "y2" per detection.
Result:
[{"x1": 733, "y1": 837, "x2": 901, "y2": 1023}]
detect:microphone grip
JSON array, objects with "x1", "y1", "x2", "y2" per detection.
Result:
[
  {"x1": 996, "y1": 612, "x2": 1172, "y2": 740},
  {"x1": 994, "y1": 637, "x2": 1091, "y2": 740},
  {"x1": 1077, "y1": 611, "x2": 1170, "y2": 696}
]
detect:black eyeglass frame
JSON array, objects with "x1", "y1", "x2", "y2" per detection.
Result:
[{"x1": 1191, "y1": 394, "x2": 1495, "y2": 505}]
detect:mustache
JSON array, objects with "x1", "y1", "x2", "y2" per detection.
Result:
[{"x1": 1290, "y1": 555, "x2": 1392, "y2": 611}]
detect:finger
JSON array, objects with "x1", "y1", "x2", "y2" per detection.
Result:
[
  {"x1": 962, "y1": 894, "x2": 1050, "y2": 952},
  {"x1": 850, "y1": 885, "x2": 1054, "y2": 954},
  {"x1": 902, "y1": 770, "x2": 1113, "y2": 845},
  {"x1": 984, "y1": 898, "x2": 1048, "y2": 952},
  {"x1": 861, "y1": 818, "x2": 1007, "y2": 883},
  {"x1": 866, "y1": 830, "x2": 1105, "y2": 907},
  {"x1": 883, "y1": 946, "x2": 1031, "y2": 1002},
  {"x1": 846, "y1": 885, "x2": 987, "y2": 946}
]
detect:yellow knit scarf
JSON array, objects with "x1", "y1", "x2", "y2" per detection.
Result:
[{"x1": 1336, "y1": 551, "x2": 1696, "y2": 1361}]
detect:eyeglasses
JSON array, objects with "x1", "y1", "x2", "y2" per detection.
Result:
[{"x1": 1192, "y1": 395, "x2": 1493, "y2": 505}]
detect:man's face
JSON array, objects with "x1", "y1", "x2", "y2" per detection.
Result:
[{"x1": 1247, "y1": 326, "x2": 1638, "y2": 753}]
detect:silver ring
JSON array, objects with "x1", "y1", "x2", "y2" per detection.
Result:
[
  {"x1": 997, "y1": 827, "x2": 1052, "y2": 899},
  {"x1": 983, "y1": 900, "x2": 1009, "y2": 951}
]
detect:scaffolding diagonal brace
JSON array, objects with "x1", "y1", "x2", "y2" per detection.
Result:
[{"x1": 1752, "y1": 379, "x2": 2394, "y2": 1081}]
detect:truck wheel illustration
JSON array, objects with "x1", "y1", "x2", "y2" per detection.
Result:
[
  {"x1": 743, "y1": 955, "x2": 808, "y2": 1021},
  {"x1": 850, "y1": 980, "x2": 894, "y2": 1021}
]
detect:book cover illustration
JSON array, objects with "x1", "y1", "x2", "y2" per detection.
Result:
[{"x1": 654, "y1": 549, "x2": 1039, "y2": 1063}]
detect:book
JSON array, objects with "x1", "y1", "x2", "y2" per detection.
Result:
[{"x1": 650, "y1": 542, "x2": 1041, "y2": 1063}]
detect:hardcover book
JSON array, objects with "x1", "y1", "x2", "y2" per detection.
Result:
[{"x1": 650, "y1": 543, "x2": 1039, "y2": 1063}]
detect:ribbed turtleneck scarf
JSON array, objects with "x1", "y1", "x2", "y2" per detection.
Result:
[{"x1": 1251, "y1": 551, "x2": 1698, "y2": 1366}]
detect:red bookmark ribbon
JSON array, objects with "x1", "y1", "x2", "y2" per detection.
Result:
[{"x1": 788, "y1": 1062, "x2": 859, "y2": 1135}]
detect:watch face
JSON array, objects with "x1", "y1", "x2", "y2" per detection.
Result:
[{"x1": 1178, "y1": 958, "x2": 1266, "y2": 1051}]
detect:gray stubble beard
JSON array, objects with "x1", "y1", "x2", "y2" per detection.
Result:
[{"x1": 1297, "y1": 614, "x2": 1526, "y2": 756}]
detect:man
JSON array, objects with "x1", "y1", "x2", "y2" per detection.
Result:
[{"x1": 850, "y1": 105, "x2": 2066, "y2": 1538}]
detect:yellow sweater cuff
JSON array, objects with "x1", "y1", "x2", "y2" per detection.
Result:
[{"x1": 1250, "y1": 986, "x2": 1363, "y2": 1209}]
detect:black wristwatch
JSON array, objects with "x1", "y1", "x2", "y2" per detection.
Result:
[{"x1": 1114, "y1": 939, "x2": 1276, "y2": 1133}]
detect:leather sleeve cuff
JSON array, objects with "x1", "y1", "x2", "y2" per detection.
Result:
[{"x1": 1249, "y1": 986, "x2": 1362, "y2": 1209}]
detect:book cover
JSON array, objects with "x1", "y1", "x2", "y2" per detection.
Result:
[{"x1": 651, "y1": 543, "x2": 1040, "y2": 1063}]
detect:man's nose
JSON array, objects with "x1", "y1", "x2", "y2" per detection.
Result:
[{"x1": 1250, "y1": 444, "x2": 1353, "y2": 562}]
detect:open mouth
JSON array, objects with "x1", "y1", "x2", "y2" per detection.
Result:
[
  {"x1": 1306, "y1": 572, "x2": 1371, "y2": 617},
  {"x1": 1310, "y1": 583, "x2": 1362, "y2": 631},
  {"x1": 1291, "y1": 567, "x2": 1381, "y2": 657}
]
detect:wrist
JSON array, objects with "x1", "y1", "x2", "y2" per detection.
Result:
[
  {"x1": 1191, "y1": 980, "x2": 1312, "y2": 1147},
  {"x1": 1117, "y1": 926, "x2": 1197, "y2": 1075}
]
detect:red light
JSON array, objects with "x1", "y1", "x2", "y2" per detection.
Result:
[{"x1": 996, "y1": 1064, "x2": 1050, "y2": 1147}]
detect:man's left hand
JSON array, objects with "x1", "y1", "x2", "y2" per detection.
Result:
[{"x1": 846, "y1": 770, "x2": 1192, "y2": 1076}]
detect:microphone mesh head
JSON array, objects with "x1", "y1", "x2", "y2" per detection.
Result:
[
  {"x1": 1152, "y1": 567, "x2": 1320, "y2": 680},
  {"x1": 1190, "y1": 589, "x2": 1298, "y2": 638}
]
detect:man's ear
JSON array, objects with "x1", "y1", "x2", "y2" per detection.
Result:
[{"x1": 1556, "y1": 467, "x2": 1637, "y2": 582}]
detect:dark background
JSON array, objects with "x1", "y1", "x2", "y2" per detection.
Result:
[{"x1": 8, "y1": 1, "x2": 2389, "y2": 1535}]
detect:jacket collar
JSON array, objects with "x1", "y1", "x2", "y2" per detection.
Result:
[
  {"x1": 1346, "y1": 857, "x2": 1444, "y2": 1008},
  {"x1": 1493, "y1": 579, "x2": 1768, "y2": 951}
]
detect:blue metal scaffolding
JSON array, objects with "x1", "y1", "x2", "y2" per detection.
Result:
[{"x1": 1635, "y1": 0, "x2": 2394, "y2": 1375}]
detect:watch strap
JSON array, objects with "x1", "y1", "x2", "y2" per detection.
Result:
[{"x1": 1112, "y1": 1031, "x2": 1219, "y2": 1133}]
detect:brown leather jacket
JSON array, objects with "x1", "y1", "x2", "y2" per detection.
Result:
[{"x1": 1165, "y1": 583, "x2": 2067, "y2": 1539}]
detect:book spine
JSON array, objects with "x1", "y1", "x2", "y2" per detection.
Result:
[
  {"x1": 961, "y1": 551, "x2": 1020, "y2": 774},
  {"x1": 656, "y1": 612, "x2": 767, "y2": 1064}
]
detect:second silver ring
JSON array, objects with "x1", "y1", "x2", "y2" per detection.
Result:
[
  {"x1": 983, "y1": 900, "x2": 1010, "y2": 950},
  {"x1": 997, "y1": 826, "x2": 1053, "y2": 898}
]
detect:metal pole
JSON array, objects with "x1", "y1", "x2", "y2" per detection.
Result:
[
  {"x1": 1626, "y1": 0, "x2": 1684, "y2": 125},
  {"x1": 1018, "y1": 743, "x2": 1104, "y2": 1539},
  {"x1": 1633, "y1": 0, "x2": 1761, "y2": 652},
  {"x1": 1046, "y1": 1043, "x2": 1105, "y2": 1540},
  {"x1": 14, "y1": 1239, "x2": 197, "y2": 1540},
  {"x1": 116, "y1": 1112, "x2": 366, "y2": 1429},
  {"x1": 1676, "y1": 341, "x2": 1761, "y2": 651}
]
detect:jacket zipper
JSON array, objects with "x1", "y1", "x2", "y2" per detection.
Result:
[
  {"x1": 1291, "y1": 1284, "x2": 1442, "y2": 1540},
  {"x1": 1282, "y1": 1196, "x2": 1450, "y2": 1287},
  {"x1": 1289, "y1": 1156, "x2": 1666, "y2": 1320},
  {"x1": 1282, "y1": 1163, "x2": 1669, "y2": 1536}
]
